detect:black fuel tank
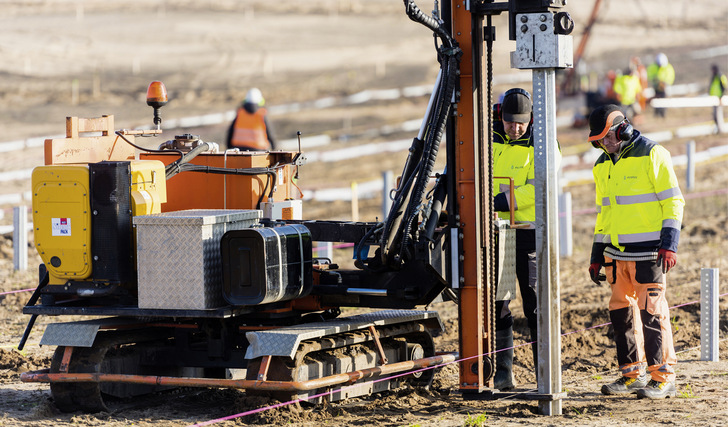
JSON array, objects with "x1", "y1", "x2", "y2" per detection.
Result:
[{"x1": 221, "y1": 224, "x2": 313, "y2": 306}]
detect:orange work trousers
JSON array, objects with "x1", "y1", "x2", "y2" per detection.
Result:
[{"x1": 605, "y1": 256, "x2": 677, "y2": 383}]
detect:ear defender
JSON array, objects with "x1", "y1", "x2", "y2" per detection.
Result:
[
  {"x1": 616, "y1": 120, "x2": 634, "y2": 141},
  {"x1": 492, "y1": 103, "x2": 502, "y2": 122},
  {"x1": 503, "y1": 87, "x2": 531, "y2": 101}
]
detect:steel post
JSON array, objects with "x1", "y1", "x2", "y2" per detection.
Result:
[
  {"x1": 532, "y1": 69, "x2": 563, "y2": 415},
  {"x1": 686, "y1": 140, "x2": 695, "y2": 192},
  {"x1": 700, "y1": 268, "x2": 719, "y2": 362},
  {"x1": 559, "y1": 192, "x2": 572, "y2": 257},
  {"x1": 13, "y1": 206, "x2": 28, "y2": 271}
]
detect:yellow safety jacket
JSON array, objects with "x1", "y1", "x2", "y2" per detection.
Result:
[
  {"x1": 592, "y1": 131, "x2": 684, "y2": 259},
  {"x1": 709, "y1": 74, "x2": 727, "y2": 97},
  {"x1": 492, "y1": 121, "x2": 562, "y2": 228},
  {"x1": 613, "y1": 74, "x2": 642, "y2": 106},
  {"x1": 230, "y1": 107, "x2": 270, "y2": 150},
  {"x1": 647, "y1": 63, "x2": 675, "y2": 89}
]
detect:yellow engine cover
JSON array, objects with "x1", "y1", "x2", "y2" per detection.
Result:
[
  {"x1": 32, "y1": 160, "x2": 168, "y2": 286},
  {"x1": 32, "y1": 165, "x2": 92, "y2": 284},
  {"x1": 130, "y1": 160, "x2": 167, "y2": 216}
]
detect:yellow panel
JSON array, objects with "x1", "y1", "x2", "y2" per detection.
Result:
[
  {"x1": 129, "y1": 160, "x2": 167, "y2": 215},
  {"x1": 32, "y1": 165, "x2": 92, "y2": 284}
]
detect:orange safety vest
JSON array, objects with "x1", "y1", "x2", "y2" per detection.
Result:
[{"x1": 230, "y1": 107, "x2": 270, "y2": 150}]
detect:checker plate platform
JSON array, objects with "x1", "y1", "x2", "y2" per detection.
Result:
[{"x1": 245, "y1": 310, "x2": 442, "y2": 359}]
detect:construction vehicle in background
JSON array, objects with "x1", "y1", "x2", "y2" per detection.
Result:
[{"x1": 19, "y1": 0, "x2": 573, "y2": 413}]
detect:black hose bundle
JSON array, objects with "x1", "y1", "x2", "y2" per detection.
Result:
[
  {"x1": 376, "y1": 0, "x2": 461, "y2": 267},
  {"x1": 171, "y1": 163, "x2": 278, "y2": 206},
  {"x1": 403, "y1": 0, "x2": 454, "y2": 49},
  {"x1": 165, "y1": 142, "x2": 212, "y2": 179}
]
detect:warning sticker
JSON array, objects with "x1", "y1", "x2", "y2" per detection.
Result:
[{"x1": 52, "y1": 218, "x2": 72, "y2": 236}]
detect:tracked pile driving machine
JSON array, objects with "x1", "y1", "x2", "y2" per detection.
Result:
[{"x1": 19, "y1": 0, "x2": 572, "y2": 413}]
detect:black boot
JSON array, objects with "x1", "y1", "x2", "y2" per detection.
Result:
[
  {"x1": 493, "y1": 327, "x2": 516, "y2": 391},
  {"x1": 530, "y1": 327, "x2": 539, "y2": 383}
]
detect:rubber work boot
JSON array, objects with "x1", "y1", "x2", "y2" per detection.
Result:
[
  {"x1": 493, "y1": 327, "x2": 516, "y2": 391},
  {"x1": 601, "y1": 373, "x2": 648, "y2": 395},
  {"x1": 636, "y1": 379, "x2": 677, "y2": 399}
]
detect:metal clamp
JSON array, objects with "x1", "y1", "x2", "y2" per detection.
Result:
[{"x1": 493, "y1": 176, "x2": 530, "y2": 229}]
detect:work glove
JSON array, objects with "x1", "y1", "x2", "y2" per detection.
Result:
[
  {"x1": 588, "y1": 262, "x2": 605, "y2": 285},
  {"x1": 493, "y1": 192, "x2": 509, "y2": 212},
  {"x1": 656, "y1": 248, "x2": 677, "y2": 274}
]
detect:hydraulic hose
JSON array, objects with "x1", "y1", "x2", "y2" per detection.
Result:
[
  {"x1": 114, "y1": 130, "x2": 185, "y2": 162},
  {"x1": 172, "y1": 163, "x2": 278, "y2": 205},
  {"x1": 403, "y1": 0, "x2": 454, "y2": 49},
  {"x1": 397, "y1": 53, "x2": 458, "y2": 258},
  {"x1": 115, "y1": 130, "x2": 279, "y2": 207},
  {"x1": 165, "y1": 142, "x2": 212, "y2": 179},
  {"x1": 422, "y1": 168, "x2": 448, "y2": 242},
  {"x1": 380, "y1": 0, "x2": 460, "y2": 266}
]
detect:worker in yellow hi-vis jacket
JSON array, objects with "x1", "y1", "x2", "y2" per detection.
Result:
[{"x1": 587, "y1": 104, "x2": 684, "y2": 400}]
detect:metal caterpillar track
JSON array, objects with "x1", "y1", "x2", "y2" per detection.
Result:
[
  {"x1": 246, "y1": 322, "x2": 437, "y2": 404},
  {"x1": 49, "y1": 329, "x2": 182, "y2": 413},
  {"x1": 24, "y1": 311, "x2": 450, "y2": 412}
]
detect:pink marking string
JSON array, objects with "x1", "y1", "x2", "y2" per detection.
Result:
[
  {"x1": 189, "y1": 292, "x2": 728, "y2": 426},
  {"x1": 0, "y1": 288, "x2": 35, "y2": 296}
]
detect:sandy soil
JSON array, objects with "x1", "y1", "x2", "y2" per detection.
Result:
[{"x1": 1, "y1": 1, "x2": 728, "y2": 426}]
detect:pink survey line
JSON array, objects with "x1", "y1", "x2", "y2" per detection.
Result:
[
  {"x1": 190, "y1": 292, "x2": 728, "y2": 426},
  {"x1": 0, "y1": 288, "x2": 34, "y2": 296}
]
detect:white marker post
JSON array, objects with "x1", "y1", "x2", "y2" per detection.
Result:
[
  {"x1": 700, "y1": 268, "x2": 719, "y2": 362},
  {"x1": 13, "y1": 206, "x2": 28, "y2": 271}
]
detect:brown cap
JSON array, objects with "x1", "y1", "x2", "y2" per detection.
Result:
[
  {"x1": 502, "y1": 89, "x2": 532, "y2": 123},
  {"x1": 588, "y1": 104, "x2": 625, "y2": 142}
]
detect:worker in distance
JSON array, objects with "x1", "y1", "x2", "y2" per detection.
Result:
[
  {"x1": 587, "y1": 104, "x2": 684, "y2": 399},
  {"x1": 226, "y1": 88, "x2": 277, "y2": 151}
]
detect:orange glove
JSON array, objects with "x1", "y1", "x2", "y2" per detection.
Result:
[
  {"x1": 657, "y1": 249, "x2": 677, "y2": 273},
  {"x1": 588, "y1": 263, "x2": 605, "y2": 285}
]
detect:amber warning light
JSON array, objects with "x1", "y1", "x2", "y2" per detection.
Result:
[{"x1": 146, "y1": 81, "x2": 168, "y2": 129}]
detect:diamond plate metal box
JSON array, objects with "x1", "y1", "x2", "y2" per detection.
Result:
[
  {"x1": 134, "y1": 209, "x2": 261, "y2": 309},
  {"x1": 495, "y1": 219, "x2": 516, "y2": 301}
]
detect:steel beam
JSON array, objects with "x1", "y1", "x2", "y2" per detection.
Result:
[{"x1": 532, "y1": 68, "x2": 563, "y2": 416}]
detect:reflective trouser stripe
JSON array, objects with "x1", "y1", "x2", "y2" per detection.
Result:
[
  {"x1": 605, "y1": 256, "x2": 677, "y2": 383},
  {"x1": 620, "y1": 361, "x2": 645, "y2": 377}
]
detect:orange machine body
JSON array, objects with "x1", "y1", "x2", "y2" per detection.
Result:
[{"x1": 140, "y1": 151, "x2": 300, "y2": 212}]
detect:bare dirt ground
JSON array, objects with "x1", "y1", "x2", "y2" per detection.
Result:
[{"x1": 1, "y1": 1, "x2": 728, "y2": 426}]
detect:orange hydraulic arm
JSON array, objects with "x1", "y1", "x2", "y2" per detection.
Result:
[{"x1": 446, "y1": 0, "x2": 570, "y2": 396}]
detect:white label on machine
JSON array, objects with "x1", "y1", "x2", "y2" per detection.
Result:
[
  {"x1": 261, "y1": 200, "x2": 302, "y2": 220},
  {"x1": 52, "y1": 218, "x2": 71, "y2": 236}
]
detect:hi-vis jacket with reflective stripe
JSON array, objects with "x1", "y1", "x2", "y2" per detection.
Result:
[
  {"x1": 592, "y1": 131, "x2": 684, "y2": 256},
  {"x1": 492, "y1": 121, "x2": 559, "y2": 228}
]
